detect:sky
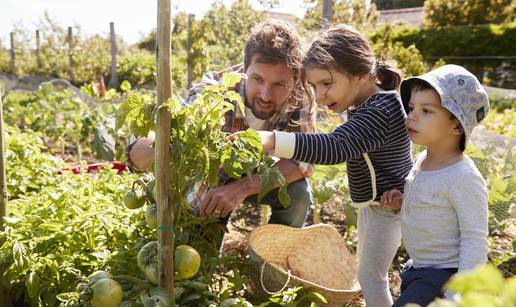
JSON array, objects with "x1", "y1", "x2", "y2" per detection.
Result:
[{"x1": 0, "y1": 0, "x2": 308, "y2": 46}]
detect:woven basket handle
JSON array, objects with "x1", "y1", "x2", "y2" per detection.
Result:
[{"x1": 260, "y1": 261, "x2": 292, "y2": 295}]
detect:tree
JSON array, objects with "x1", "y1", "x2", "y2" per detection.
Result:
[
  {"x1": 302, "y1": 0, "x2": 378, "y2": 31},
  {"x1": 423, "y1": 0, "x2": 515, "y2": 27},
  {"x1": 201, "y1": 0, "x2": 265, "y2": 70}
]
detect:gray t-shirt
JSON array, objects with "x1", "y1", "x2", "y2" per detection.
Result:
[{"x1": 401, "y1": 152, "x2": 488, "y2": 272}]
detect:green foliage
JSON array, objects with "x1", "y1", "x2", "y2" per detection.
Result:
[
  {"x1": 202, "y1": 0, "x2": 265, "y2": 70},
  {"x1": 116, "y1": 51, "x2": 156, "y2": 89},
  {"x1": 4, "y1": 125, "x2": 63, "y2": 199},
  {"x1": 116, "y1": 72, "x2": 288, "y2": 231},
  {"x1": 258, "y1": 286, "x2": 328, "y2": 306},
  {"x1": 427, "y1": 264, "x2": 516, "y2": 307},
  {"x1": 370, "y1": 25, "x2": 425, "y2": 77},
  {"x1": 302, "y1": 0, "x2": 378, "y2": 31},
  {"x1": 466, "y1": 145, "x2": 515, "y2": 227},
  {"x1": 423, "y1": 0, "x2": 515, "y2": 27},
  {"x1": 4, "y1": 84, "x2": 117, "y2": 159},
  {"x1": 0, "y1": 169, "x2": 151, "y2": 306},
  {"x1": 370, "y1": 23, "x2": 516, "y2": 84}
]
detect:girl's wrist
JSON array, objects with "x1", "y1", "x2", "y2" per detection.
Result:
[{"x1": 258, "y1": 131, "x2": 276, "y2": 153}]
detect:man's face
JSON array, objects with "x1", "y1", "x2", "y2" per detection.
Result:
[{"x1": 245, "y1": 55, "x2": 294, "y2": 120}]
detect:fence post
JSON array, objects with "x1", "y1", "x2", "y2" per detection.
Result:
[
  {"x1": 67, "y1": 27, "x2": 74, "y2": 81},
  {"x1": 9, "y1": 32, "x2": 15, "y2": 75},
  {"x1": 187, "y1": 14, "x2": 194, "y2": 89},
  {"x1": 156, "y1": 0, "x2": 174, "y2": 300},
  {"x1": 109, "y1": 22, "x2": 119, "y2": 88},
  {"x1": 0, "y1": 83, "x2": 12, "y2": 307},
  {"x1": 322, "y1": 0, "x2": 333, "y2": 28},
  {"x1": 36, "y1": 30, "x2": 42, "y2": 73}
]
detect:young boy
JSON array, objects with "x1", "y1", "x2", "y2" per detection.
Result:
[{"x1": 381, "y1": 64, "x2": 490, "y2": 307}]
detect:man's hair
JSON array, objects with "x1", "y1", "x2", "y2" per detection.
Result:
[
  {"x1": 243, "y1": 19, "x2": 304, "y2": 84},
  {"x1": 410, "y1": 79, "x2": 466, "y2": 151}
]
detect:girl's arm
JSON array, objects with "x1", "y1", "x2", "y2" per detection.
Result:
[{"x1": 259, "y1": 106, "x2": 391, "y2": 165}]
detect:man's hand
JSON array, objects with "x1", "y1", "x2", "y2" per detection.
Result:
[
  {"x1": 129, "y1": 136, "x2": 155, "y2": 172},
  {"x1": 199, "y1": 181, "x2": 249, "y2": 218},
  {"x1": 380, "y1": 189, "x2": 403, "y2": 212}
]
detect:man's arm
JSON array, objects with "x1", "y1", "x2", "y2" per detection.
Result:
[
  {"x1": 199, "y1": 158, "x2": 306, "y2": 217},
  {"x1": 127, "y1": 135, "x2": 155, "y2": 172}
]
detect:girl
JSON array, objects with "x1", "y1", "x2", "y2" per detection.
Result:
[{"x1": 257, "y1": 24, "x2": 413, "y2": 307}]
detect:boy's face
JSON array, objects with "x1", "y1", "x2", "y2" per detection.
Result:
[
  {"x1": 245, "y1": 54, "x2": 294, "y2": 120},
  {"x1": 406, "y1": 89, "x2": 462, "y2": 149},
  {"x1": 305, "y1": 67, "x2": 363, "y2": 113}
]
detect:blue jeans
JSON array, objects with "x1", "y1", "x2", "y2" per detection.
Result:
[
  {"x1": 393, "y1": 260, "x2": 457, "y2": 307},
  {"x1": 243, "y1": 177, "x2": 313, "y2": 227}
]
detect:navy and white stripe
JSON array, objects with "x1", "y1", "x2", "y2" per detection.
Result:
[{"x1": 292, "y1": 91, "x2": 413, "y2": 202}]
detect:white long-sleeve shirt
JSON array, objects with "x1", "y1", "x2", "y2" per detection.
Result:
[{"x1": 401, "y1": 152, "x2": 489, "y2": 272}]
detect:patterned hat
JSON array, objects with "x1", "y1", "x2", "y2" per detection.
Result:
[{"x1": 401, "y1": 64, "x2": 490, "y2": 147}]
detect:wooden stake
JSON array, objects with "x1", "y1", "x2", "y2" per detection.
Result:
[
  {"x1": 36, "y1": 30, "x2": 42, "y2": 73},
  {"x1": 322, "y1": 0, "x2": 333, "y2": 28},
  {"x1": 0, "y1": 84, "x2": 12, "y2": 307},
  {"x1": 0, "y1": 84, "x2": 7, "y2": 229},
  {"x1": 9, "y1": 32, "x2": 15, "y2": 75},
  {"x1": 109, "y1": 22, "x2": 119, "y2": 88},
  {"x1": 156, "y1": 0, "x2": 174, "y2": 299},
  {"x1": 187, "y1": 14, "x2": 194, "y2": 89},
  {"x1": 67, "y1": 27, "x2": 74, "y2": 81}
]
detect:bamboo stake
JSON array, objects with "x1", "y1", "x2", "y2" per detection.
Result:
[
  {"x1": 156, "y1": 0, "x2": 174, "y2": 299},
  {"x1": 0, "y1": 84, "x2": 7, "y2": 230},
  {"x1": 0, "y1": 83, "x2": 13, "y2": 307}
]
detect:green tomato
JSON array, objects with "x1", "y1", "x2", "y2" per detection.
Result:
[
  {"x1": 90, "y1": 278, "x2": 123, "y2": 307},
  {"x1": 145, "y1": 204, "x2": 157, "y2": 229},
  {"x1": 123, "y1": 190, "x2": 146, "y2": 209},
  {"x1": 174, "y1": 245, "x2": 201, "y2": 280},
  {"x1": 137, "y1": 241, "x2": 159, "y2": 285},
  {"x1": 87, "y1": 270, "x2": 113, "y2": 286}
]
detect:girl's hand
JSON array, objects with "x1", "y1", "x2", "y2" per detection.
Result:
[
  {"x1": 228, "y1": 130, "x2": 276, "y2": 153},
  {"x1": 380, "y1": 189, "x2": 403, "y2": 212},
  {"x1": 257, "y1": 131, "x2": 275, "y2": 153}
]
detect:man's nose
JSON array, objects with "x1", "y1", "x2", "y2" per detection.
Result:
[{"x1": 260, "y1": 85, "x2": 272, "y2": 101}]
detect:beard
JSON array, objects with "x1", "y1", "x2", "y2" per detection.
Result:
[{"x1": 246, "y1": 97, "x2": 278, "y2": 120}]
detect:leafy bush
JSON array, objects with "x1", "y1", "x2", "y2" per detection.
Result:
[
  {"x1": 4, "y1": 126, "x2": 63, "y2": 199},
  {"x1": 0, "y1": 169, "x2": 151, "y2": 306}
]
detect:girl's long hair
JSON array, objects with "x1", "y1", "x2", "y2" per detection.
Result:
[{"x1": 302, "y1": 24, "x2": 401, "y2": 91}]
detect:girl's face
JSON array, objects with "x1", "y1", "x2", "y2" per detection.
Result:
[{"x1": 305, "y1": 67, "x2": 363, "y2": 113}]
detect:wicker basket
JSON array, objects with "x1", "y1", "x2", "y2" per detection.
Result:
[{"x1": 248, "y1": 224, "x2": 361, "y2": 306}]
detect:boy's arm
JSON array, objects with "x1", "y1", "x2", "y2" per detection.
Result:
[{"x1": 450, "y1": 173, "x2": 489, "y2": 272}]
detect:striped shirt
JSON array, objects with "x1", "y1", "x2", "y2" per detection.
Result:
[{"x1": 280, "y1": 91, "x2": 413, "y2": 202}]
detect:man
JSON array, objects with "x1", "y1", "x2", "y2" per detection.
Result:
[{"x1": 126, "y1": 19, "x2": 314, "y2": 228}]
